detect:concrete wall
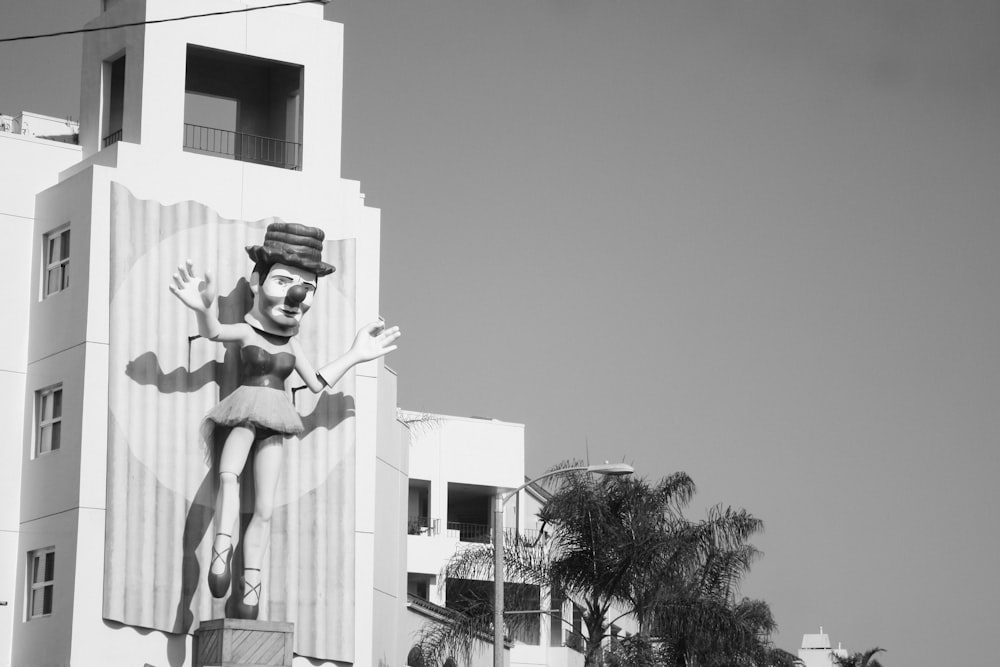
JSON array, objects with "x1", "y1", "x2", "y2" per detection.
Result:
[
  {"x1": 408, "y1": 417, "x2": 525, "y2": 492},
  {"x1": 372, "y1": 364, "x2": 407, "y2": 667},
  {"x1": 0, "y1": 133, "x2": 82, "y2": 667}
]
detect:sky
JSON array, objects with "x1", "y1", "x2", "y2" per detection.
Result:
[{"x1": 2, "y1": 0, "x2": 999, "y2": 664}]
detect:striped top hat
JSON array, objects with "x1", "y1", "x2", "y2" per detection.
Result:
[{"x1": 245, "y1": 222, "x2": 335, "y2": 277}]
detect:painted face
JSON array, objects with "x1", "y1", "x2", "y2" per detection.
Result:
[{"x1": 247, "y1": 263, "x2": 318, "y2": 335}]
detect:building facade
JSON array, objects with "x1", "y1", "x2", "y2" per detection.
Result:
[
  {"x1": 402, "y1": 412, "x2": 636, "y2": 667},
  {"x1": 1, "y1": 1, "x2": 408, "y2": 665},
  {"x1": 0, "y1": 115, "x2": 85, "y2": 667}
]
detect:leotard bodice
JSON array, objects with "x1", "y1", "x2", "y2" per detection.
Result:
[{"x1": 241, "y1": 345, "x2": 296, "y2": 390}]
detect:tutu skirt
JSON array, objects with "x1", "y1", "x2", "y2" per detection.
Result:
[{"x1": 204, "y1": 385, "x2": 304, "y2": 437}]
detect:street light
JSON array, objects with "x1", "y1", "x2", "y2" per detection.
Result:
[{"x1": 492, "y1": 463, "x2": 634, "y2": 667}]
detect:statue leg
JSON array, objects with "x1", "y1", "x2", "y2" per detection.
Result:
[
  {"x1": 237, "y1": 435, "x2": 284, "y2": 616},
  {"x1": 208, "y1": 425, "x2": 255, "y2": 598}
]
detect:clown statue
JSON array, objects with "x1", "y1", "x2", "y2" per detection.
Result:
[{"x1": 169, "y1": 222, "x2": 400, "y2": 619}]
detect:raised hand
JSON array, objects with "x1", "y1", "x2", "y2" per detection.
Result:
[
  {"x1": 350, "y1": 321, "x2": 401, "y2": 362},
  {"x1": 168, "y1": 260, "x2": 216, "y2": 312}
]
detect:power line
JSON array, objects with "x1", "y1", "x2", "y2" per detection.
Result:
[{"x1": 0, "y1": 0, "x2": 329, "y2": 45}]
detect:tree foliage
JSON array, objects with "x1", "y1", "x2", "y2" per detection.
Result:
[
  {"x1": 413, "y1": 463, "x2": 791, "y2": 667},
  {"x1": 833, "y1": 647, "x2": 886, "y2": 667}
]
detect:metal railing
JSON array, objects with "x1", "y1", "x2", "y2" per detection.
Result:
[
  {"x1": 516, "y1": 527, "x2": 545, "y2": 544},
  {"x1": 103, "y1": 129, "x2": 122, "y2": 148},
  {"x1": 446, "y1": 521, "x2": 491, "y2": 543},
  {"x1": 407, "y1": 516, "x2": 440, "y2": 536},
  {"x1": 183, "y1": 123, "x2": 302, "y2": 170},
  {"x1": 410, "y1": 520, "x2": 545, "y2": 544}
]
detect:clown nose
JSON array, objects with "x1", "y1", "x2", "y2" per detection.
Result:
[{"x1": 286, "y1": 284, "x2": 308, "y2": 306}]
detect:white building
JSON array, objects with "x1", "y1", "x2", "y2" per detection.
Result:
[
  {"x1": 402, "y1": 412, "x2": 634, "y2": 667},
  {"x1": 1, "y1": 1, "x2": 407, "y2": 665},
  {"x1": 0, "y1": 115, "x2": 84, "y2": 667},
  {"x1": 798, "y1": 628, "x2": 849, "y2": 667},
  {"x1": 0, "y1": 111, "x2": 79, "y2": 142}
]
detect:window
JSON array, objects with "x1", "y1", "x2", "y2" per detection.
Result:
[
  {"x1": 27, "y1": 548, "x2": 55, "y2": 619},
  {"x1": 103, "y1": 55, "x2": 125, "y2": 147},
  {"x1": 550, "y1": 588, "x2": 564, "y2": 647},
  {"x1": 35, "y1": 385, "x2": 63, "y2": 456},
  {"x1": 407, "y1": 573, "x2": 431, "y2": 600},
  {"x1": 42, "y1": 227, "x2": 70, "y2": 297}
]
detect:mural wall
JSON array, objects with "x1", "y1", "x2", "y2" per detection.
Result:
[{"x1": 103, "y1": 183, "x2": 357, "y2": 661}]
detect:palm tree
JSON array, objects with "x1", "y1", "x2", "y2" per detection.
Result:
[
  {"x1": 642, "y1": 503, "x2": 773, "y2": 667},
  {"x1": 653, "y1": 596, "x2": 796, "y2": 667},
  {"x1": 833, "y1": 647, "x2": 886, "y2": 667},
  {"x1": 413, "y1": 465, "x2": 782, "y2": 667},
  {"x1": 538, "y1": 469, "x2": 700, "y2": 665}
]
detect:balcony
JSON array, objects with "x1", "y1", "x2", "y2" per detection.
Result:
[
  {"x1": 183, "y1": 123, "x2": 302, "y2": 170},
  {"x1": 184, "y1": 45, "x2": 303, "y2": 171},
  {"x1": 408, "y1": 516, "x2": 442, "y2": 536},
  {"x1": 407, "y1": 518, "x2": 543, "y2": 545},
  {"x1": 103, "y1": 129, "x2": 122, "y2": 148},
  {"x1": 446, "y1": 521, "x2": 490, "y2": 544}
]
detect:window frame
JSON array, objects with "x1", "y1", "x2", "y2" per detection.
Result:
[
  {"x1": 41, "y1": 226, "x2": 71, "y2": 299},
  {"x1": 27, "y1": 547, "x2": 55, "y2": 620},
  {"x1": 34, "y1": 384, "x2": 63, "y2": 457}
]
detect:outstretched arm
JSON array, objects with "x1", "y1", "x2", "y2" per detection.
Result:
[
  {"x1": 168, "y1": 260, "x2": 247, "y2": 343},
  {"x1": 294, "y1": 321, "x2": 401, "y2": 393}
]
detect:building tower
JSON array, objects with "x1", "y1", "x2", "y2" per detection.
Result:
[
  {"x1": 0, "y1": 1, "x2": 408, "y2": 665},
  {"x1": 798, "y1": 627, "x2": 849, "y2": 667}
]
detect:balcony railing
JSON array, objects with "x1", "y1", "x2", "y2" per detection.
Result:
[
  {"x1": 103, "y1": 129, "x2": 122, "y2": 148},
  {"x1": 183, "y1": 123, "x2": 302, "y2": 170},
  {"x1": 446, "y1": 521, "x2": 491, "y2": 544},
  {"x1": 409, "y1": 520, "x2": 546, "y2": 545},
  {"x1": 408, "y1": 516, "x2": 440, "y2": 536}
]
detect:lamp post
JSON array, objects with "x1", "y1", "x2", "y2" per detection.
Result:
[{"x1": 492, "y1": 463, "x2": 634, "y2": 667}]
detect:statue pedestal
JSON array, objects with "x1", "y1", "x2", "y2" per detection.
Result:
[{"x1": 194, "y1": 619, "x2": 294, "y2": 667}]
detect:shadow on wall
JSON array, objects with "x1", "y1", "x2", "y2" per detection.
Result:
[
  {"x1": 116, "y1": 277, "x2": 356, "y2": 654},
  {"x1": 101, "y1": 620, "x2": 190, "y2": 667}
]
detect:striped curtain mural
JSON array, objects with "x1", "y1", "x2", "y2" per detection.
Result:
[{"x1": 104, "y1": 182, "x2": 356, "y2": 662}]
